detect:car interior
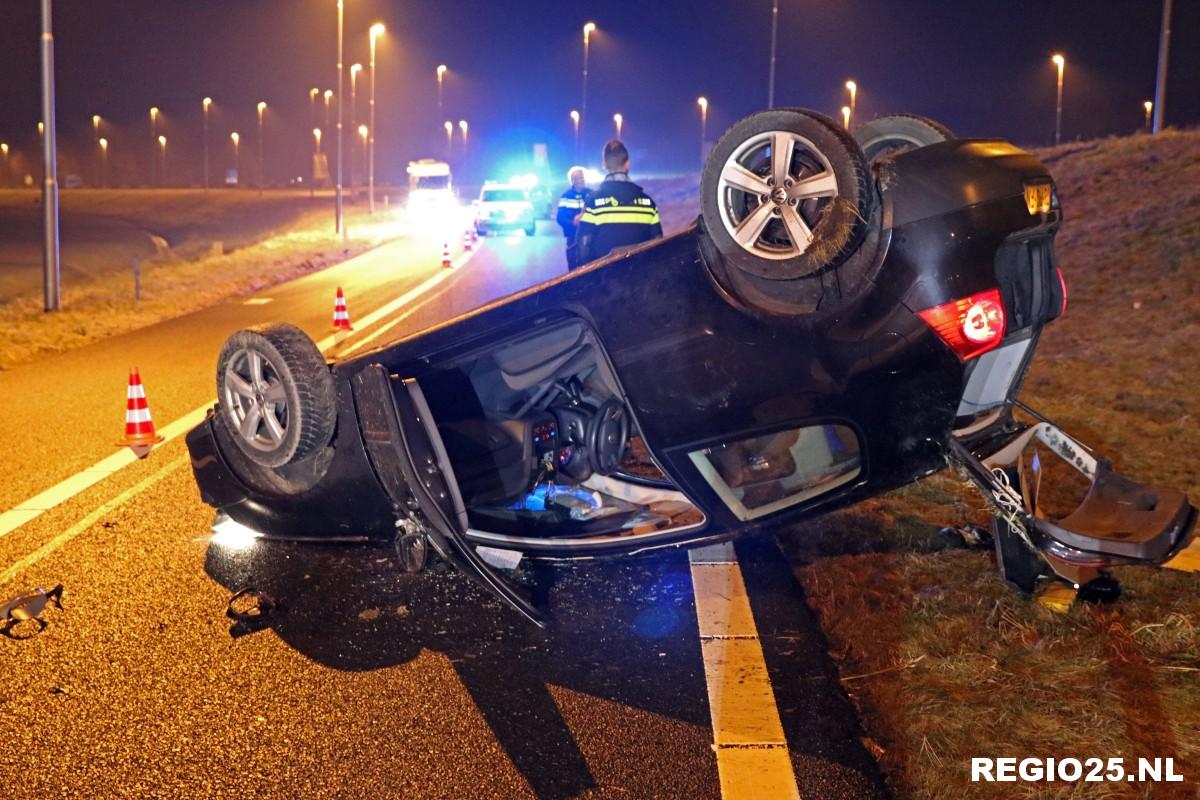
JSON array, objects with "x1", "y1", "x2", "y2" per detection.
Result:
[{"x1": 417, "y1": 320, "x2": 706, "y2": 541}]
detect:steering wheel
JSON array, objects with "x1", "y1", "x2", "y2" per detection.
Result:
[{"x1": 587, "y1": 398, "x2": 630, "y2": 476}]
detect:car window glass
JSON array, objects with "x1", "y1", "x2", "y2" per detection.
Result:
[{"x1": 688, "y1": 424, "x2": 861, "y2": 521}]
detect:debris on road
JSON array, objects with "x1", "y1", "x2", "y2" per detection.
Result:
[
  {"x1": 225, "y1": 588, "x2": 280, "y2": 638},
  {"x1": 1, "y1": 583, "x2": 64, "y2": 639}
]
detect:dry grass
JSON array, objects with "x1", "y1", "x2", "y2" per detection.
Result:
[
  {"x1": 0, "y1": 203, "x2": 401, "y2": 369},
  {"x1": 778, "y1": 130, "x2": 1200, "y2": 798}
]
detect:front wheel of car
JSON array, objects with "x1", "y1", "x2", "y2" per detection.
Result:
[
  {"x1": 700, "y1": 108, "x2": 878, "y2": 317},
  {"x1": 215, "y1": 323, "x2": 336, "y2": 468}
]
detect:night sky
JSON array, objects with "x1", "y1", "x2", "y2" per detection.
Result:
[{"x1": 0, "y1": 1, "x2": 1196, "y2": 184}]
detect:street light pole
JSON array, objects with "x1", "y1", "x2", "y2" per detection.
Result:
[
  {"x1": 444, "y1": 120, "x2": 453, "y2": 156},
  {"x1": 1051, "y1": 54, "x2": 1064, "y2": 146},
  {"x1": 149, "y1": 106, "x2": 159, "y2": 186},
  {"x1": 436, "y1": 64, "x2": 447, "y2": 156},
  {"x1": 99, "y1": 137, "x2": 108, "y2": 188},
  {"x1": 158, "y1": 135, "x2": 167, "y2": 185},
  {"x1": 91, "y1": 113, "x2": 101, "y2": 187},
  {"x1": 324, "y1": 89, "x2": 332, "y2": 135},
  {"x1": 335, "y1": 0, "x2": 344, "y2": 237},
  {"x1": 845, "y1": 80, "x2": 857, "y2": 128},
  {"x1": 841, "y1": 105, "x2": 851, "y2": 129},
  {"x1": 350, "y1": 64, "x2": 361, "y2": 188},
  {"x1": 369, "y1": 23, "x2": 384, "y2": 213},
  {"x1": 768, "y1": 0, "x2": 779, "y2": 108},
  {"x1": 581, "y1": 22, "x2": 595, "y2": 152},
  {"x1": 1152, "y1": 0, "x2": 1173, "y2": 133},
  {"x1": 231, "y1": 131, "x2": 240, "y2": 183},
  {"x1": 256, "y1": 101, "x2": 266, "y2": 195},
  {"x1": 1143, "y1": 100, "x2": 1154, "y2": 131},
  {"x1": 1, "y1": 143, "x2": 9, "y2": 188},
  {"x1": 570, "y1": 110, "x2": 580, "y2": 161},
  {"x1": 40, "y1": 0, "x2": 60, "y2": 312},
  {"x1": 697, "y1": 97, "x2": 708, "y2": 167},
  {"x1": 202, "y1": 97, "x2": 212, "y2": 191}
]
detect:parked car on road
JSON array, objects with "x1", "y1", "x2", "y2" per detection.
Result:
[
  {"x1": 474, "y1": 183, "x2": 537, "y2": 236},
  {"x1": 189, "y1": 109, "x2": 1195, "y2": 625}
]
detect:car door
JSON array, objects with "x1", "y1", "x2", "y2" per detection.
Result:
[{"x1": 352, "y1": 363, "x2": 545, "y2": 627}]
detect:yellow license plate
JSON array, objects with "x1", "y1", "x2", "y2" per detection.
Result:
[{"x1": 1024, "y1": 182, "x2": 1052, "y2": 215}]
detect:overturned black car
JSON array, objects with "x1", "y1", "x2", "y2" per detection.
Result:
[{"x1": 187, "y1": 109, "x2": 1196, "y2": 625}]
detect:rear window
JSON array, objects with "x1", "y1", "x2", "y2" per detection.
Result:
[
  {"x1": 689, "y1": 424, "x2": 861, "y2": 521},
  {"x1": 482, "y1": 189, "x2": 527, "y2": 203}
]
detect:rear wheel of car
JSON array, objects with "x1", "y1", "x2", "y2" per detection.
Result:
[
  {"x1": 700, "y1": 108, "x2": 878, "y2": 317},
  {"x1": 854, "y1": 113, "x2": 953, "y2": 166},
  {"x1": 215, "y1": 323, "x2": 336, "y2": 468}
]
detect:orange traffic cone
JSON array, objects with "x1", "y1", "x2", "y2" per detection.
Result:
[
  {"x1": 441, "y1": 242, "x2": 452, "y2": 268},
  {"x1": 117, "y1": 368, "x2": 164, "y2": 458},
  {"x1": 463, "y1": 230, "x2": 473, "y2": 252},
  {"x1": 332, "y1": 286, "x2": 353, "y2": 331}
]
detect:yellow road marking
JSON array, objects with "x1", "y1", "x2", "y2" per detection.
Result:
[
  {"x1": 689, "y1": 543, "x2": 800, "y2": 799},
  {"x1": 0, "y1": 454, "x2": 188, "y2": 586},
  {"x1": 1166, "y1": 536, "x2": 1200, "y2": 572}
]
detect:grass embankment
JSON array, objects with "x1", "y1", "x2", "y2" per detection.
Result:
[
  {"x1": 778, "y1": 131, "x2": 1200, "y2": 797},
  {"x1": 0, "y1": 192, "x2": 400, "y2": 369}
]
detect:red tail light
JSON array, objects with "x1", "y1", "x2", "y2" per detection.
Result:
[{"x1": 916, "y1": 288, "x2": 1007, "y2": 361}]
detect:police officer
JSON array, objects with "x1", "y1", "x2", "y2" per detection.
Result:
[
  {"x1": 556, "y1": 167, "x2": 593, "y2": 269},
  {"x1": 572, "y1": 140, "x2": 662, "y2": 269}
]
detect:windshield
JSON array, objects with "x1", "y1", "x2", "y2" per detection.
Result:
[
  {"x1": 482, "y1": 188, "x2": 527, "y2": 203},
  {"x1": 416, "y1": 175, "x2": 450, "y2": 190}
]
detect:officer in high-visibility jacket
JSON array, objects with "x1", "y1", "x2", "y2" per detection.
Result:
[
  {"x1": 572, "y1": 140, "x2": 662, "y2": 270},
  {"x1": 556, "y1": 167, "x2": 593, "y2": 269}
]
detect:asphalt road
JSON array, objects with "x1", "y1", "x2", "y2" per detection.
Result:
[{"x1": 0, "y1": 216, "x2": 887, "y2": 799}]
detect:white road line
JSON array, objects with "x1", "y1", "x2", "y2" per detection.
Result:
[
  {"x1": 337, "y1": 248, "x2": 476, "y2": 357},
  {"x1": 689, "y1": 542, "x2": 801, "y2": 800},
  {"x1": 242, "y1": 297, "x2": 274, "y2": 305},
  {"x1": 0, "y1": 454, "x2": 189, "y2": 586},
  {"x1": 0, "y1": 244, "x2": 478, "y2": 545}
]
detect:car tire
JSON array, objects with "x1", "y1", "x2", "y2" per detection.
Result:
[
  {"x1": 215, "y1": 323, "x2": 336, "y2": 468},
  {"x1": 854, "y1": 113, "x2": 953, "y2": 166},
  {"x1": 700, "y1": 108, "x2": 878, "y2": 317}
]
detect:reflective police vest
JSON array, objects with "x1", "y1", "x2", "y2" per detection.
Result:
[
  {"x1": 556, "y1": 186, "x2": 593, "y2": 239},
  {"x1": 574, "y1": 174, "x2": 663, "y2": 265}
]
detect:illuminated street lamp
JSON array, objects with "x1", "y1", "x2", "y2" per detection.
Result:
[
  {"x1": 98, "y1": 137, "x2": 108, "y2": 188},
  {"x1": 313, "y1": 127, "x2": 322, "y2": 153},
  {"x1": 697, "y1": 97, "x2": 708, "y2": 166},
  {"x1": 1051, "y1": 53, "x2": 1065, "y2": 146},
  {"x1": 1143, "y1": 100, "x2": 1154, "y2": 131},
  {"x1": 581, "y1": 22, "x2": 596, "y2": 152},
  {"x1": 845, "y1": 80, "x2": 857, "y2": 128},
  {"x1": 230, "y1": 131, "x2": 240, "y2": 182},
  {"x1": 613, "y1": 112, "x2": 623, "y2": 139},
  {"x1": 150, "y1": 106, "x2": 160, "y2": 186},
  {"x1": 368, "y1": 22, "x2": 385, "y2": 213},
  {"x1": 841, "y1": 105, "x2": 851, "y2": 129},
  {"x1": 350, "y1": 64, "x2": 362, "y2": 186},
  {"x1": 202, "y1": 97, "x2": 212, "y2": 191},
  {"x1": 256, "y1": 100, "x2": 267, "y2": 194},
  {"x1": 158, "y1": 135, "x2": 167, "y2": 186},
  {"x1": 444, "y1": 120, "x2": 453, "y2": 153},
  {"x1": 92, "y1": 114, "x2": 102, "y2": 186},
  {"x1": 323, "y1": 89, "x2": 333, "y2": 135},
  {"x1": 309, "y1": 87, "x2": 319, "y2": 132},
  {"x1": 2, "y1": 142, "x2": 11, "y2": 188},
  {"x1": 459, "y1": 119, "x2": 468, "y2": 147},
  {"x1": 436, "y1": 64, "x2": 448, "y2": 143},
  {"x1": 570, "y1": 109, "x2": 580, "y2": 160}
]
